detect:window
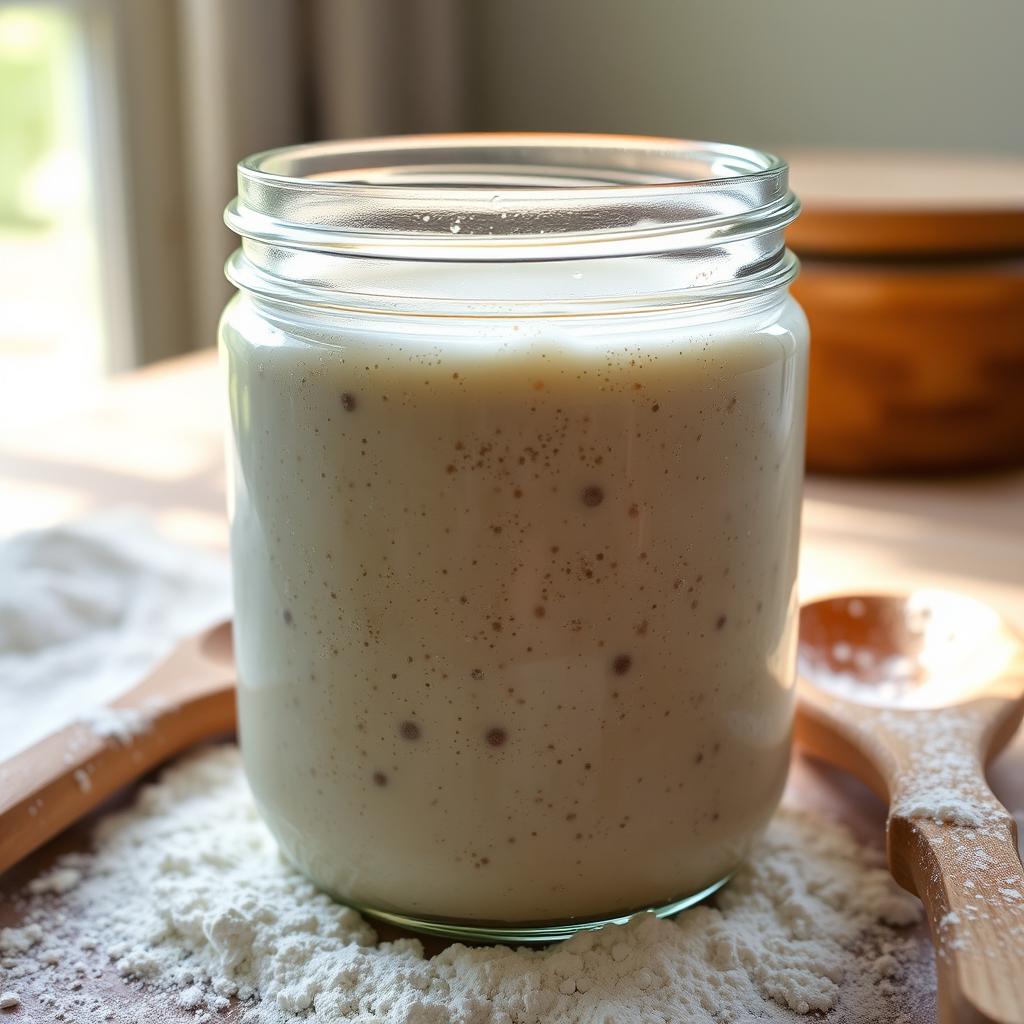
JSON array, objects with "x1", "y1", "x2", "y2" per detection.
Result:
[
  {"x1": 0, "y1": 4, "x2": 104, "y2": 421},
  {"x1": 0, "y1": 0, "x2": 468, "y2": 426}
]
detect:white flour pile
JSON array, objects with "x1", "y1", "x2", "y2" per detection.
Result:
[{"x1": 1, "y1": 745, "x2": 931, "y2": 1024}]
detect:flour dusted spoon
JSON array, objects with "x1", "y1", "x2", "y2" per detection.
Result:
[
  {"x1": 0, "y1": 621, "x2": 235, "y2": 874},
  {"x1": 796, "y1": 591, "x2": 1024, "y2": 1024}
]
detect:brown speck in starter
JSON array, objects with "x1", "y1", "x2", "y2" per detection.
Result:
[
  {"x1": 486, "y1": 727, "x2": 508, "y2": 747},
  {"x1": 282, "y1": 609, "x2": 294, "y2": 626},
  {"x1": 340, "y1": 392, "x2": 357, "y2": 412},
  {"x1": 695, "y1": 751, "x2": 704, "y2": 764},
  {"x1": 372, "y1": 771, "x2": 388, "y2": 787},
  {"x1": 716, "y1": 614, "x2": 728, "y2": 630},
  {"x1": 459, "y1": 595, "x2": 468, "y2": 604},
  {"x1": 635, "y1": 620, "x2": 648, "y2": 636},
  {"x1": 582, "y1": 485, "x2": 604, "y2": 508},
  {"x1": 612, "y1": 654, "x2": 632, "y2": 675},
  {"x1": 399, "y1": 721, "x2": 421, "y2": 741},
  {"x1": 445, "y1": 464, "x2": 456, "y2": 474},
  {"x1": 627, "y1": 504, "x2": 639, "y2": 519},
  {"x1": 470, "y1": 668, "x2": 484, "y2": 680},
  {"x1": 651, "y1": 403, "x2": 660, "y2": 412},
  {"x1": 534, "y1": 606, "x2": 546, "y2": 618}
]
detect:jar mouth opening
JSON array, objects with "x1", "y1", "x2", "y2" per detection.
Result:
[
  {"x1": 242, "y1": 132, "x2": 785, "y2": 195},
  {"x1": 226, "y1": 132, "x2": 799, "y2": 262}
]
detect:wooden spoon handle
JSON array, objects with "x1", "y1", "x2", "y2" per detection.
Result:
[
  {"x1": 0, "y1": 689, "x2": 235, "y2": 875},
  {"x1": 890, "y1": 811, "x2": 1024, "y2": 1024}
]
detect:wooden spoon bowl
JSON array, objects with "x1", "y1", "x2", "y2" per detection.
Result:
[{"x1": 796, "y1": 591, "x2": 1024, "y2": 1024}]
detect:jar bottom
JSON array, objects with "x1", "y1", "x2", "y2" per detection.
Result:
[{"x1": 342, "y1": 872, "x2": 735, "y2": 945}]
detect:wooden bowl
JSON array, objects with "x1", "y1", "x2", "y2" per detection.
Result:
[{"x1": 786, "y1": 152, "x2": 1024, "y2": 474}]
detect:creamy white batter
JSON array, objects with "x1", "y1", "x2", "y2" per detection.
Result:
[{"x1": 222, "y1": 292, "x2": 808, "y2": 923}]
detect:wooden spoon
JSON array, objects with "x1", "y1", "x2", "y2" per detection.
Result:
[
  {"x1": 796, "y1": 591, "x2": 1024, "y2": 1024},
  {"x1": 0, "y1": 620, "x2": 235, "y2": 875}
]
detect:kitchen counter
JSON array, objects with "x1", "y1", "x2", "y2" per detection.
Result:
[{"x1": 1, "y1": 349, "x2": 1022, "y2": 1023}]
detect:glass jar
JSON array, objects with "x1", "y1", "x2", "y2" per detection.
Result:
[{"x1": 221, "y1": 134, "x2": 807, "y2": 943}]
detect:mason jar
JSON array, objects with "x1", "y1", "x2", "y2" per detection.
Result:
[{"x1": 221, "y1": 134, "x2": 807, "y2": 942}]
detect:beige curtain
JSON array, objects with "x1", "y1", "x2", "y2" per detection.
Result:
[{"x1": 105, "y1": 0, "x2": 468, "y2": 369}]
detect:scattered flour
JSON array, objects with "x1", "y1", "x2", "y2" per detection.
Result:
[
  {"x1": 26, "y1": 868, "x2": 81, "y2": 897},
  {"x1": 881, "y1": 710, "x2": 1011, "y2": 829},
  {"x1": 78, "y1": 705, "x2": 160, "y2": 745},
  {"x1": 0, "y1": 991, "x2": 21, "y2": 1009},
  {"x1": 2, "y1": 745, "x2": 931, "y2": 1024},
  {"x1": 0, "y1": 513, "x2": 230, "y2": 761}
]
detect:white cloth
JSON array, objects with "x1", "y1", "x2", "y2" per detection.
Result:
[{"x1": 0, "y1": 512, "x2": 231, "y2": 760}]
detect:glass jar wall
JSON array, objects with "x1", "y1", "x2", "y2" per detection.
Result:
[{"x1": 221, "y1": 134, "x2": 808, "y2": 942}]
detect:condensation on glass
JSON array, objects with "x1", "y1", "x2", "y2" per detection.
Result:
[{"x1": 221, "y1": 134, "x2": 808, "y2": 942}]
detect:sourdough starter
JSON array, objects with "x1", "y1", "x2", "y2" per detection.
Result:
[{"x1": 222, "y1": 294, "x2": 808, "y2": 923}]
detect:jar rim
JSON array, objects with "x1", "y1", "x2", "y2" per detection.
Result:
[
  {"x1": 225, "y1": 132, "x2": 799, "y2": 262},
  {"x1": 239, "y1": 132, "x2": 786, "y2": 195}
]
